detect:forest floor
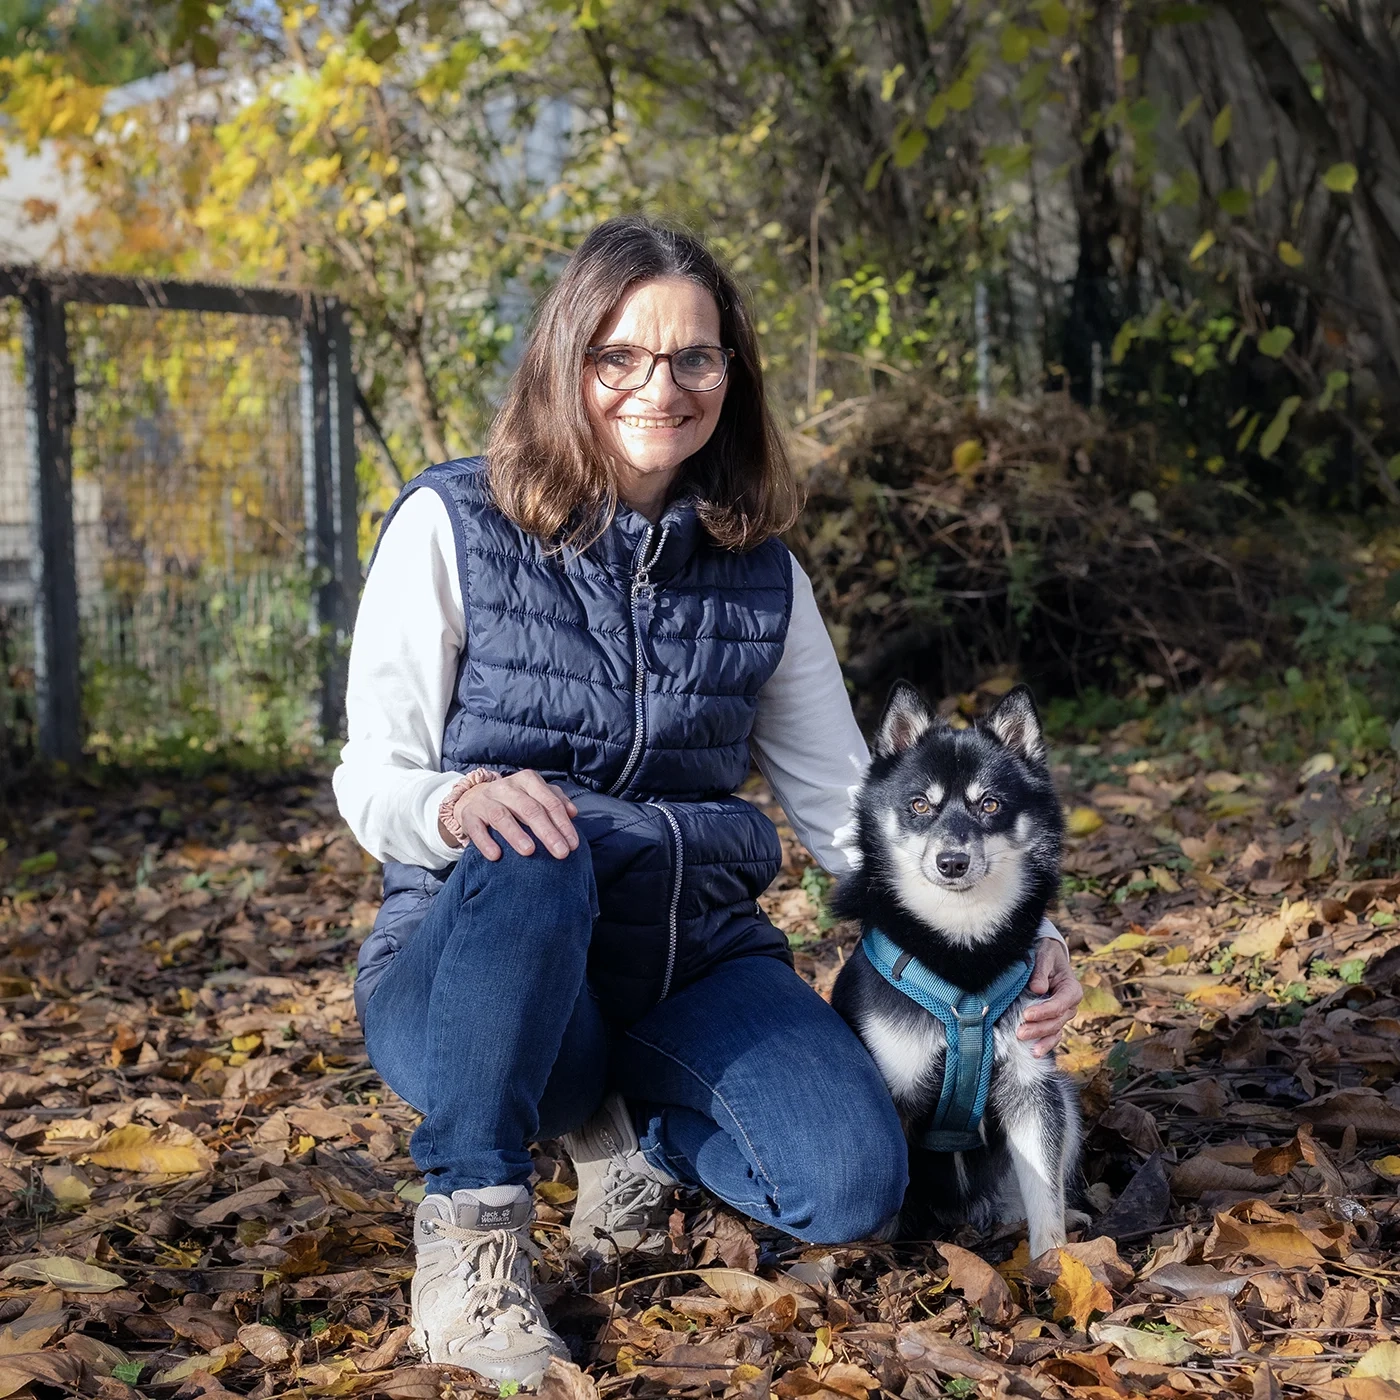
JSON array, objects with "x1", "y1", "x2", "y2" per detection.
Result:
[{"x1": 2, "y1": 719, "x2": 1400, "y2": 1400}]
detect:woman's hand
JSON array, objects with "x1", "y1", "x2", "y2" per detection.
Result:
[
  {"x1": 441, "y1": 770, "x2": 580, "y2": 861},
  {"x1": 1017, "y1": 938, "x2": 1083, "y2": 1058}
]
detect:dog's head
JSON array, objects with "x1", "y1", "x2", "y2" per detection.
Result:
[{"x1": 848, "y1": 682, "x2": 1062, "y2": 944}]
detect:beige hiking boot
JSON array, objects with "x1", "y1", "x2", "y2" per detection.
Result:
[
  {"x1": 561, "y1": 1092, "x2": 676, "y2": 1263},
  {"x1": 410, "y1": 1185, "x2": 567, "y2": 1387}
]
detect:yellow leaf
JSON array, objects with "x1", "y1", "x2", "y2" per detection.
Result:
[
  {"x1": 951, "y1": 438, "x2": 984, "y2": 475},
  {"x1": 1272, "y1": 1337, "x2": 1326, "y2": 1358},
  {"x1": 1187, "y1": 984, "x2": 1243, "y2": 1009},
  {"x1": 1088, "y1": 933, "x2": 1148, "y2": 957},
  {"x1": 85, "y1": 1123, "x2": 213, "y2": 1176},
  {"x1": 1048, "y1": 1251, "x2": 1113, "y2": 1329},
  {"x1": 231, "y1": 1033, "x2": 262, "y2": 1052},
  {"x1": 1354, "y1": 1344, "x2": 1400, "y2": 1381},
  {"x1": 1189, "y1": 229, "x2": 1216, "y2": 262},
  {"x1": 1074, "y1": 983, "x2": 1123, "y2": 1020},
  {"x1": 535, "y1": 1181, "x2": 577, "y2": 1205},
  {"x1": 155, "y1": 1351, "x2": 230, "y2": 1385},
  {"x1": 1371, "y1": 1156, "x2": 1400, "y2": 1181},
  {"x1": 1278, "y1": 240, "x2": 1305, "y2": 267},
  {"x1": 1066, "y1": 806, "x2": 1104, "y2": 837},
  {"x1": 809, "y1": 1326, "x2": 833, "y2": 1368},
  {"x1": 1, "y1": 1256, "x2": 126, "y2": 1293},
  {"x1": 1163, "y1": 945, "x2": 1191, "y2": 965},
  {"x1": 1148, "y1": 865, "x2": 1180, "y2": 894},
  {"x1": 1211, "y1": 104, "x2": 1232, "y2": 146}
]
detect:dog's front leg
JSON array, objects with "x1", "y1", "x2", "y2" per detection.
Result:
[{"x1": 996, "y1": 1048, "x2": 1070, "y2": 1259}]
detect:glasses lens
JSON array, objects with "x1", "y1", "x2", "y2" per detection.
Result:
[
  {"x1": 593, "y1": 346, "x2": 651, "y2": 390},
  {"x1": 671, "y1": 347, "x2": 728, "y2": 390}
]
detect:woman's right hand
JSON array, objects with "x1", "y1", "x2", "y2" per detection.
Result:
[{"x1": 440, "y1": 770, "x2": 580, "y2": 861}]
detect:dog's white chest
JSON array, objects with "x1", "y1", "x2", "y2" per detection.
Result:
[{"x1": 859, "y1": 1002, "x2": 1043, "y2": 1112}]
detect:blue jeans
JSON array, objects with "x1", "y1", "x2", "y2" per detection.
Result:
[{"x1": 361, "y1": 839, "x2": 908, "y2": 1244}]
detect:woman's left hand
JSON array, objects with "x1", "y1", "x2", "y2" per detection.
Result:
[{"x1": 1017, "y1": 938, "x2": 1083, "y2": 1058}]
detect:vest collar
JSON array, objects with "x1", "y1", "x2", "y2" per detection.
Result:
[{"x1": 577, "y1": 490, "x2": 705, "y2": 582}]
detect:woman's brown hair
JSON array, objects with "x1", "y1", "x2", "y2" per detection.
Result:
[{"x1": 486, "y1": 215, "x2": 801, "y2": 553}]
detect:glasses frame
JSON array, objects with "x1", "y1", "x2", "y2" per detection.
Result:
[{"x1": 585, "y1": 343, "x2": 735, "y2": 393}]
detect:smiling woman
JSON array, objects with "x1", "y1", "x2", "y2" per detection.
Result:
[
  {"x1": 485, "y1": 218, "x2": 798, "y2": 551},
  {"x1": 332, "y1": 214, "x2": 1083, "y2": 1387}
]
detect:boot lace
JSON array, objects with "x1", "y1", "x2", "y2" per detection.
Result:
[
  {"x1": 426, "y1": 1219, "x2": 549, "y2": 1339},
  {"x1": 598, "y1": 1160, "x2": 667, "y2": 1232}
]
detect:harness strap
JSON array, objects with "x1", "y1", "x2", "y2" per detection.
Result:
[{"x1": 861, "y1": 929, "x2": 1034, "y2": 1153}]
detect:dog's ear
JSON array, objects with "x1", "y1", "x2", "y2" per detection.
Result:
[
  {"x1": 985, "y1": 684, "x2": 1045, "y2": 764},
  {"x1": 875, "y1": 682, "x2": 934, "y2": 758}
]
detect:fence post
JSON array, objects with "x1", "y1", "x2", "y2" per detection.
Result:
[
  {"x1": 23, "y1": 279, "x2": 80, "y2": 764},
  {"x1": 301, "y1": 298, "x2": 358, "y2": 742}
]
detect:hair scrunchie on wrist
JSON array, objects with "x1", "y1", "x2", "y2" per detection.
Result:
[{"x1": 438, "y1": 767, "x2": 501, "y2": 848}]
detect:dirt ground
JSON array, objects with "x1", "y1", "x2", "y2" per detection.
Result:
[{"x1": 2, "y1": 733, "x2": 1400, "y2": 1400}]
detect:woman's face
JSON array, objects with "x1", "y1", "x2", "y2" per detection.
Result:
[{"x1": 583, "y1": 276, "x2": 728, "y2": 503}]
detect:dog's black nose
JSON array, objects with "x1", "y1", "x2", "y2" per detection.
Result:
[{"x1": 936, "y1": 851, "x2": 970, "y2": 878}]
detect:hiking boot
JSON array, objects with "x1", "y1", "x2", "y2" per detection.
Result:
[
  {"x1": 410, "y1": 1185, "x2": 568, "y2": 1387},
  {"x1": 561, "y1": 1092, "x2": 676, "y2": 1263}
]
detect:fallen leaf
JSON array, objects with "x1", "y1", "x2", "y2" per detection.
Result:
[
  {"x1": 85, "y1": 1122, "x2": 214, "y2": 1175},
  {"x1": 1047, "y1": 1250, "x2": 1114, "y2": 1330},
  {"x1": 895, "y1": 1323, "x2": 1007, "y2": 1382},
  {"x1": 0, "y1": 1257, "x2": 126, "y2": 1292},
  {"x1": 1094, "y1": 1323, "x2": 1200, "y2": 1363},
  {"x1": 937, "y1": 1242, "x2": 1018, "y2": 1323},
  {"x1": 1355, "y1": 1344, "x2": 1400, "y2": 1383},
  {"x1": 235, "y1": 1322, "x2": 290, "y2": 1364}
]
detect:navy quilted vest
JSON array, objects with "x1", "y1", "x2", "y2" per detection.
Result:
[{"x1": 355, "y1": 458, "x2": 795, "y2": 1023}]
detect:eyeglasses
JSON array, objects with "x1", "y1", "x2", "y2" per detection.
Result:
[{"x1": 585, "y1": 343, "x2": 734, "y2": 393}]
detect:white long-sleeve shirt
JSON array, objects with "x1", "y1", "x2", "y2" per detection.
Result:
[
  {"x1": 330, "y1": 489, "x2": 1064, "y2": 949},
  {"x1": 332, "y1": 488, "x2": 868, "y2": 873}
]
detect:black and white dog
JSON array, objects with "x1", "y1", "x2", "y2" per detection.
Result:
[{"x1": 830, "y1": 682, "x2": 1081, "y2": 1256}]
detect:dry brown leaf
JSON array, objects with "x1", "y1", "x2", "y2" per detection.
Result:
[
  {"x1": 1204, "y1": 1209, "x2": 1325, "y2": 1268},
  {"x1": 895, "y1": 1323, "x2": 1007, "y2": 1381},
  {"x1": 236, "y1": 1322, "x2": 291, "y2": 1364},
  {"x1": 937, "y1": 1242, "x2": 1018, "y2": 1324},
  {"x1": 538, "y1": 1357, "x2": 601, "y2": 1400},
  {"x1": 0, "y1": 1351, "x2": 82, "y2": 1400},
  {"x1": 695, "y1": 1268, "x2": 811, "y2": 1319}
]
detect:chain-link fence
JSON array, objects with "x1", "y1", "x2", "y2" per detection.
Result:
[{"x1": 0, "y1": 271, "x2": 360, "y2": 771}]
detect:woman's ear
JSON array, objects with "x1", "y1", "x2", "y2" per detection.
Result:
[{"x1": 874, "y1": 682, "x2": 934, "y2": 758}]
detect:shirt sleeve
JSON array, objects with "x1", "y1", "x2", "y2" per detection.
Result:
[
  {"x1": 749, "y1": 553, "x2": 871, "y2": 875},
  {"x1": 331, "y1": 487, "x2": 467, "y2": 868}
]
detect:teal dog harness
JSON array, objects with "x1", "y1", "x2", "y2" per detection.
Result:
[{"x1": 860, "y1": 928, "x2": 1035, "y2": 1152}]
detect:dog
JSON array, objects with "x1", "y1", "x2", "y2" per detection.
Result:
[{"x1": 830, "y1": 681, "x2": 1080, "y2": 1257}]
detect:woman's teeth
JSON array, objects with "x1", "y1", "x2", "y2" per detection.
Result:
[{"x1": 618, "y1": 415, "x2": 687, "y2": 429}]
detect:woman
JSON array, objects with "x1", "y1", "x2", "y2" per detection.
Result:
[{"x1": 334, "y1": 216, "x2": 1083, "y2": 1388}]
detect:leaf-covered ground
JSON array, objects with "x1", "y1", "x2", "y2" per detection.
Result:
[{"x1": 2, "y1": 723, "x2": 1400, "y2": 1400}]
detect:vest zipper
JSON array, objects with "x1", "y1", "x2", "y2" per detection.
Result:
[
  {"x1": 607, "y1": 523, "x2": 669, "y2": 797},
  {"x1": 648, "y1": 800, "x2": 684, "y2": 1000}
]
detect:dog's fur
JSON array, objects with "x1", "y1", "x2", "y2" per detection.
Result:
[{"x1": 830, "y1": 682, "x2": 1081, "y2": 1256}]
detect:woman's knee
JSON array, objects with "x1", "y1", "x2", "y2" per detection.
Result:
[
  {"x1": 776, "y1": 1106, "x2": 908, "y2": 1244},
  {"x1": 456, "y1": 837, "x2": 598, "y2": 927}
]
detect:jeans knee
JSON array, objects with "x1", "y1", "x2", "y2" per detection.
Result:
[
  {"x1": 783, "y1": 1120, "x2": 908, "y2": 1244},
  {"x1": 460, "y1": 838, "x2": 598, "y2": 930}
]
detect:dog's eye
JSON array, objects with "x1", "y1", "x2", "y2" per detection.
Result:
[
  {"x1": 979, "y1": 795, "x2": 1000, "y2": 815},
  {"x1": 910, "y1": 797, "x2": 931, "y2": 815}
]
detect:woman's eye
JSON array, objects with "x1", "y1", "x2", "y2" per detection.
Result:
[
  {"x1": 980, "y1": 796, "x2": 1000, "y2": 815},
  {"x1": 910, "y1": 797, "x2": 931, "y2": 815}
]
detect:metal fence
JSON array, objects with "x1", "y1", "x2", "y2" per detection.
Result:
[{"x1": 0, "y1": 269, "x2": 359, "y2": 769}]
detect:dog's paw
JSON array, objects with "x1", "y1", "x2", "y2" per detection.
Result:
[{"x1": 1066, "y1": 1208, "x2": 1092, "y2": 1233}]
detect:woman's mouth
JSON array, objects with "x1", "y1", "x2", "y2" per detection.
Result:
[{"x1": 617, "y1": 415, "x2": 688, "y2": 429}]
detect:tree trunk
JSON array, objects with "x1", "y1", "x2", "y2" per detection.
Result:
[{"x1": 1065, "y1": 1, "x2": 1122, "y2": 405}]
